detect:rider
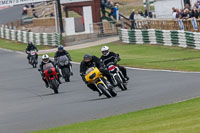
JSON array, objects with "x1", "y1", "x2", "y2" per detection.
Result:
[
  {"x1": 39, "y1": 54, "x2": 61, "y2": 88},
  {"x1": 54, "y1": 45, "x2": 73, "y2": 75},
  {"x1": 80, "y1": 54, "x2": 114, "y2": 96},
  {"x1": 100, "y1": 46, "x2": 129, "y2": 82},
  {"x1": 26, "y1": 41, "x2": 38, "y2": 63}
]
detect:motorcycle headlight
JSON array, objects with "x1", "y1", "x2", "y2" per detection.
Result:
[
  {"x1": 89, "y1": 73, "x2": 96, "y2": 79},
  {"x1": 48, "y1": 69, "x2": 53, "y2": 74},
  {"x1": 60, "y1": 62, "x2": 64, "y2": 66}
]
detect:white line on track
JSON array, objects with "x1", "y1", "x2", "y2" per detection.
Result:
[{"x1": 1, "y1": 48, "x2": 200, "y2": 74}]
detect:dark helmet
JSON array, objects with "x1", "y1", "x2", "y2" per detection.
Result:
[
  {"x1": 83, "y1": 54, "x2": 92, "y2": 63},
  {"x1": 58, "y1": 45, "x2": 64, "y2": 51},
  {"x1": 28, "y1": 41, "x2": 33, "y2": 46}
]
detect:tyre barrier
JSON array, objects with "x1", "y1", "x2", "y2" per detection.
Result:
[
  {"x1": 119, "y1": 28, "x2": 200, "y2": 49},
  {"x1": 0, "y1": 26, "x2": 61, "y2": 46}
]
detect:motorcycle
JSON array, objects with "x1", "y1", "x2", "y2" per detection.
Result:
[
  {"x1": 29, "y1": 50, "x2": 38, "y2": 68},
  {"x1": 55, "y1": 55, "x2": 71, "y2": 82},
  {"x1": 107, "y1": 62, "x2": 127, "y2": 91},
  {"x1": 85, "y1": 67, "x2": 117, "y2": 98},
  {"x1": 39, "y1": 63, "x2": 60, "y2": 94}
]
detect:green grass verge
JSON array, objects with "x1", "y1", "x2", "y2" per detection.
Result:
[
  {"x1": 48, "y1": 42, "x2": 200, "y2": 72},
  {"x1": 29, "y1": 97, "x2": 200, "y2": 133},
  {"x1": 0, "y1": 39, "x2": 55, "y2": 52}
]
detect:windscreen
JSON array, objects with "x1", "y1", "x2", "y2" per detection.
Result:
[{"x1": 43, "y1": 63, "x2": 54, "y2": 70}]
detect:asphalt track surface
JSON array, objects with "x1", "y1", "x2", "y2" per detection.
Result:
[{"x1": 1, "y1": 49, "x2": 200, "y2": 133}]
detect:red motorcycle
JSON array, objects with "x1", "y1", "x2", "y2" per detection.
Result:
[{"x1": 40, "y1": 63, "x2": 60, "y2": 94}]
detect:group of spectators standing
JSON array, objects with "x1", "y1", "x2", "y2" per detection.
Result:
[
  {"x1": 100, "y1": 0, "x2": 120, "y2": 19},
  {"x1": 22, "y1": 4, "x2": 38, "y2": 18},
  {"x1": 100, "y1": 0, "x2": 153, "y2": 30},
  {"x1": 172, "y1": 1, "x2": 200, "y2": 19},
  {"x1": 22, "y1": 3, "x2": 54, "y2": 18},
  {"x1": 129, "y1": 9, "x2": 153, "y2": 29}
]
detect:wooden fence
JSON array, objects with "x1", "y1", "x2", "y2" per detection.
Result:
[{"x1": 136, "y1": 19, "x2": 200, "y2": 32}]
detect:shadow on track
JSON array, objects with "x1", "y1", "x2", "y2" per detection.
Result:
[
  {"x1": 36, "y1": 91, "x2": 67, "y2": 97},
  {"x1": 78, "y1": 97, "x2": 110, "y2": 103}
]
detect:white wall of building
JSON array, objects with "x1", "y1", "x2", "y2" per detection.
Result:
[
  {"x1": 65, "y1": 6, "x2": 93, "y2": 36},
  {"x1": 83, "y1": 6, "x2": 93, "y2": 33},
  {"x1": 154, "y1": 0, "x2": 184, "y2": 18},
  {"x1": 65, "y1": 18, "x2": 75, "y2": 35}
]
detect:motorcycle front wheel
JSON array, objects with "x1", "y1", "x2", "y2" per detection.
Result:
[
  {"x1": 97, "y1": 83, "x2": 112, "y2": 98},
  {"x1": 62, "y1": 68, "x2": 70, "y2": 82},
  {"x1": 50, "y1": 79, "x2": 59, "y2": 94},
  {"x1": 115, "y1": 75, "x2": 127, "y2": 91}
]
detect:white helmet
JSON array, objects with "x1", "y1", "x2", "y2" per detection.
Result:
[
  {"x1": 42, "y1": 54, "x2": 49, "y2": 63},
  {"x1": 101, "y1": 46, "x2": 110, "y2": 56}
]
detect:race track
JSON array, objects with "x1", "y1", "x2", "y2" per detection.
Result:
[{"x1": 1, "y1": 49, "x2": 200, "y2": 133}]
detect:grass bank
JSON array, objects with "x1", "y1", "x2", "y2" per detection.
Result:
[
  {"x1": 30, "y1": 97, "x2": 200, "y2": 133},
  {"x1": 2, "y1": 39, "x2": 200, "y2": 72},
  {"x1": 0, "y1": 39, "x2": 55, "y2": 52},
  {"x1": 48, "y1": 42, "x2": 200, "y2": 72}
]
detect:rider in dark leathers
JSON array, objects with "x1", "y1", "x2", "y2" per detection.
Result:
[
  {"x1": 80, "y1": 54, "x2": 114, "y2": 96},
  {"x1": 26, "y1": 41, "x2": 38, "y2": 63},
  {"x1": 100, "y1": 46, "x2": 129, "y2": 82},
  {"x1": 54, "y1": 45, "x2": 73, "y2": 75},
  {"x1": 39, "y1": 54, "x2": 61, "y2": 88}
]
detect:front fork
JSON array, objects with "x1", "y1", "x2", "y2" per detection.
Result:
[{"x1": 95, "y1": 78, "x2": 109, "y2": 93}]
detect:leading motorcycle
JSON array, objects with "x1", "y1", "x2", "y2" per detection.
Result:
[{"x1": 85, "y1": 67, "x2": 117, "y2": 98}]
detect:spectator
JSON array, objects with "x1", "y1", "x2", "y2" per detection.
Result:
[
  {"x1": 191, "y1": 8, "x2": 199, "y2": 18},
  {"x1": 32, "y1": 9, "x2": 38, "y2": 18},
  {"x1": 172, "y1": 7, "x2": 177, "y2": 18},
  {"x1": 109, "y1": 2, "x2": 114, "y2": 17},
  {"x1": 145, "y1": 9, "x2": 152, "y2": 18},
  {"x1": 101, "y1": 0, "x2": 107, "y2": 17},
  {"x1": 193, "y1": 2, "x2": 199, "y2": 8},
  {"x1": 134, "y1": 11, "x2": 144, "y2": 20},
  {"x1": 185, "y1": 3, "x2": 191, "y2": 10},
  {"x1": 138, "y1": 9, "x2": 144, "y2": 17},
  {"x1": 113, "y1": 3, "x2": 120, "y2": 20},
  {"x1": 176, "y1": 9, "x2": 182, "y2": 18},
  {"x1": 31, "y1": 3, "x2": 35, "y2": 8},
  {"x1": 22, "y1": 6, "x2": 28, "y2": 15},
  {"x1": 181, "y1": 9, "x2": 190, "y2": 19},
  {"x1": 105, "y1": 0, "x2": 111, "y2": 8},
  {"x1": 184, "y1": 0, "x2": 191, "y2": 7},
  {"x1": 50, "y1": 13, "x2": 54, "y2": 17},
  {"x1": 129, "y1": 9, "x2": 135, "y2": 29},
  {"x1": 25, "y1": 4, "x2": 29, "y2": 8}
]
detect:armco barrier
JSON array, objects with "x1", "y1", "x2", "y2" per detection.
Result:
[
  {"x1": 119, "y1": 29, "x2": 200, "y2": 49},
  {"x1": 0, "y1": 26, "x2": 61, "y2": 46}
]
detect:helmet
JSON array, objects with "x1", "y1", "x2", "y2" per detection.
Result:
[
  {"x1": 101, "y1": 46, "x2": 110, "y2": 56},
  {"x1": 42, "y1": 54, "x2": 49, "y2": 63},
  {"x1": 58, "y1": 45, "x2": 64, "y2": 51},
  {"x1": 28, "y1": 41, "x2": 33, "y2": 46},
  {"x1": 83, "y1": 54, "x2": 92, "y2": 63}
]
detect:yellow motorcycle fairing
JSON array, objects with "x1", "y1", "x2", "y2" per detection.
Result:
[{"x1": 85, "y1": 67, "x2": 103, "y2": 85}]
